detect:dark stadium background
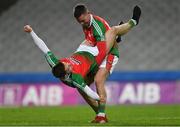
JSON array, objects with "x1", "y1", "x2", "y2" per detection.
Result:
[{"x1": 0, "y1": 0, "x2": 180, "y2": 126}]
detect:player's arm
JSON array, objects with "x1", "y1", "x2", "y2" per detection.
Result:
[
  {"x1": 59, "y1": 72, "x2": 99, "y2": 100},
  {"x1": 24, "y1": 25, "x2": 59, "y2": 68}
]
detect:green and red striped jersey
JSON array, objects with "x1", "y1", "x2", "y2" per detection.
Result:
[
  {"x1": 59, "y1": 51, "x2": 98, "y2": 89},
  {"x1": 83, "y1": 14, "x2": 119, "y2": 58}
]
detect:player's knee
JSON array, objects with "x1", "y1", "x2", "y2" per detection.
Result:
[
  {"x1": 94, "y1": 75, "x2": 103, "y2": 85},
  {"x1": 110, "y1": 26, "x2": 117, "y2": 34},
  {"x1": 99, "y1": 95, "x2": 107, "y2": 103},
  {"x1": 105, "y1": 26, "x2": 117, "y2": 39},
  {"x1": 95, "y1": 70, "x2": 108, "y2": 86}
]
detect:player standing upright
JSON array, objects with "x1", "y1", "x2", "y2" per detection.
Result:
[{"x1": 73, "y1": 4, "x2": 141, "y2": 123}]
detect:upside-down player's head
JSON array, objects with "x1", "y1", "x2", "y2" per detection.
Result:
[
  {"x1": 73, "y1": 4, "x2": 91, "y2": 28},
  {"x1": 52, "y1": 62, "x2": 66, "y2": 78}
]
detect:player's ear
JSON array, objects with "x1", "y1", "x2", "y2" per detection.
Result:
[{"x1": 52, "y1": 62, "x2": 66, "y2": 78}]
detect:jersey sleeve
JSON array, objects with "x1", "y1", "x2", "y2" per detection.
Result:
[
  {"x1": 61, "y1": 73, "x2": 86, "y2": 90},
  {"x1": 71, "y1": 73, "x2": 86, "y2": 90},
  {"x1": 92, "y1": 21, "x2": 106, "y2": 42},
  {"x1": 45, "y1": 51, "x2": 59, "y2": 68},
  {"x1": 92, "y1": 20, "x2": 107, "y2": 63}
]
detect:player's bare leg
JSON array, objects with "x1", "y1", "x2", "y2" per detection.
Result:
[
  {"x1": 92, "y1": 68, "x2": 108, "y2": 123},
  {"x1": 92, "y1": 39, "x2": 118, "y2": 123},
  {"x1": 95, "y1": 22, "x2": 124, "y2": 116},
  {"x1": 105, "y1": 6, "x2": 141, "y2": 54},
  {"x1": 95, "y1": 6, "x2": 141, "y2": 66},
  {"x1": 94, "y1": 22, "x2": 123, "y2": 120}
]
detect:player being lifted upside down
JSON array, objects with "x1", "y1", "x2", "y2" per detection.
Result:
[{"x1": 24, "y1": 5, "x2": 141, "y2": 123}]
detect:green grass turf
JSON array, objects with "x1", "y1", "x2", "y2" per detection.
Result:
[{"x1": 0, "y1": 105, "x2": 180, "y2": 126}]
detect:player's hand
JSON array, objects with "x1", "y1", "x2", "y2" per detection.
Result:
[
  {"x1": 132, "y1": 5, "x2": 141, "y2": 25},
  {"x1": 24, "y1": 25, "x2": 33, "y2": 33}
]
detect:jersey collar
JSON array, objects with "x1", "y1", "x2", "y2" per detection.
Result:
[{"x1": 89, "y1": 14, "x2": 93, "y2": 27}]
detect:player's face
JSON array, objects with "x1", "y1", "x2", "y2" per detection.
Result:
[
  {"x1": 63, "y1": 62, "x2": 72, "y2": 73},
  {"x1": 77, "y1": 13, "x2": 91, "y2": 28}
]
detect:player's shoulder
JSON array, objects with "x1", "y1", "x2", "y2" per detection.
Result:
[
  {"x1": 93, "y1": 14, "x2": 107, "y2": 23},
  {"x1": 92, "y1": 14, "x2": 111, "y2": 30}
]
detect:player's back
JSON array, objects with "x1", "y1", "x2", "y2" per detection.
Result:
[{"x1": 60, "y1": 51, "x2": 98, "y2": 78}]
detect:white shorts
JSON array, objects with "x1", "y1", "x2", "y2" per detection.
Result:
[
  {"x1": 99, "y1": 54, "x2": 119, "y2": 74},
  {"x1": 76, "y1": 44, "x2": 119, "y2": 74},
  {"x1": 76, "y1": 44, "x2": 99, "y2": 56}
]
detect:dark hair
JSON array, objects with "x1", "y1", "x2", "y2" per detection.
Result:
[
  {"x1": 73, "y1": 4, "x2": 88, "y2": 18},
  {"x1": 52, "y1": 62, "x2": 66, "y2": 78}
]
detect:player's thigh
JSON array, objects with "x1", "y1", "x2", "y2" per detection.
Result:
[
  {"x1": 94, "y1": 54, "x2": 119, "y2": 86},
  {"x1": 105, "y1": 27, "x2": 117, "y2": 51},
  {"x1": 95, "y1": 54, "x2": 119, "y2": 85}
]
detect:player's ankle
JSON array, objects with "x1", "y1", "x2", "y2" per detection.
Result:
[
  {"x1": 128, "y1": 19, "x2": 137, "y2": 27},
  {"x1": 97, "y1": 112, "x2": 106, "y2": 117}
]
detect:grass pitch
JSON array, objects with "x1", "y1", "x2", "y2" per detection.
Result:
[{"x1": 0, "y1": 105, "x2": 180, "y2": 126}]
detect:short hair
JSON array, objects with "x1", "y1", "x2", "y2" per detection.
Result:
[
  {"x1": 73, "y1": 4, "x2": 88, "y2": 18},
  {"x1": 52, "y1": 62, "x2": 66, "y2": 78}
]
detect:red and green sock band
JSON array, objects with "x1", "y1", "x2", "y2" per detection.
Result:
[
  {"x1": 98, "y1": 103, "x2": 106, "y2": 113},
  {"x1": 128, "y1": 19, "x2": 137, "y2": 28}
]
